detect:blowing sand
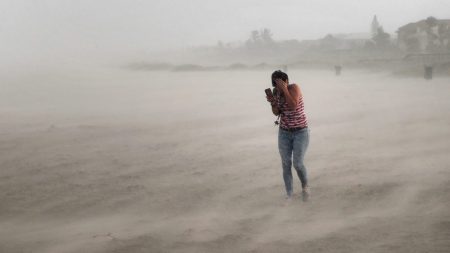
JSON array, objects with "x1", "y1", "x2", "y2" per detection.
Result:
[{"x1": 0, "y1": 68, "x2": 449, "y2": 253}]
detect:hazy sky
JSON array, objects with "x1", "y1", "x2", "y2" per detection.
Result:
[{"x1": 1, "y1": 0, "x2": 449, "y2": 65}]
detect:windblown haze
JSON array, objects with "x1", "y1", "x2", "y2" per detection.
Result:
[{"x1": 1, "y1": 0, "x2": 450, "y2": 67}]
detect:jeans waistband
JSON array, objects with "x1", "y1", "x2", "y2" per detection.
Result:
[{"x1": 279, "y1": 126, "x2": 308, "y2": 132}]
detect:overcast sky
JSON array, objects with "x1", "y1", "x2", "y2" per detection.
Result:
[{"x1": 1, "y1": 0, "x2": 449, "y2": 65}]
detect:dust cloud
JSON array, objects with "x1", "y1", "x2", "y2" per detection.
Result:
[
  {"x1": 1, "y1": 68, "x2": 449, "y2": 252},
  {"x1": 1, "y1": 1, "x2": 450, "y2": 252}
]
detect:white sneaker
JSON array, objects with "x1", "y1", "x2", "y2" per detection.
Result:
[
  {"x1": 302, "y1": 186, "x2": 310, "y2": 202},
  {"x1": 282, "y1": 194, "x2": 293, "y2": 205}
]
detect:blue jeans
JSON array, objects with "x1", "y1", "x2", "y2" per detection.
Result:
[{"x1": 278, "y1": 127, "x2": 310, "y2": 197}]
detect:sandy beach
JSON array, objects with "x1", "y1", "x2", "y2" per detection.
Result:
[{"x1": 1, "y1": 68, "x2": 449, "y2": 253}]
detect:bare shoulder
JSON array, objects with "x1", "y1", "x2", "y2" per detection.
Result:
[
  {"x1": 288, "y1": 83, "x2": 302, "y2": 92},
  {"x1": 289, "y1": 83, "x2": 302, "y2": 96}
]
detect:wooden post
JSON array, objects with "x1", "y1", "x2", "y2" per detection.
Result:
[
  {"x1": 334, "y1": 65, "x2": 342, "y2": 76},
  {"x1": 424, "y1": 65, "x2": 433, "y2": 80}
]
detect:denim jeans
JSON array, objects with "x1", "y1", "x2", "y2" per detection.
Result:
[{"x1": 278, "y1": 127, "x2": 310, "y2": 197}]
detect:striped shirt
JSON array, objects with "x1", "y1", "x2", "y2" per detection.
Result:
[{"x1": 276, "y1": 85, "x2": 308, "y2": 129}]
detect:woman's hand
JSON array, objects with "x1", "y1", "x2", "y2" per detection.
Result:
[
  {"x1": 266, "y1": 95, "x2": 277, "y2": 106},
  {"x1": 274, "y1": 79, "x2": 288, "y2": 93}
]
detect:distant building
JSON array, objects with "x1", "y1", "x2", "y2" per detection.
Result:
[
  {"x1": 331, "y1": 33, "x2": 372, "y2": 50},
  {"x1": 307, "y1": 32, "x2": 372, "y2": 51},
  {"x1": 303, "y1": 16, "x2": 390, "y2": 51},
  {"x1": 397, "y1": 17, "x2": 450, "y2": 52}
]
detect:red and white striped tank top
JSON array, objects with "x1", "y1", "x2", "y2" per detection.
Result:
[{"x1": 277, "y1": 85, "x2": 308, "y2": 129}]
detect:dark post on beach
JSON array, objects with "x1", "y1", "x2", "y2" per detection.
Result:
[
  {"x1": 335, "y1": 65, "x2": 342, "y2": 76},
  {"x1": 424, "y1": 65, "x2": 433, "y2": 80}
]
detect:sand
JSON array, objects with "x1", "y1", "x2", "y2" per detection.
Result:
[{"x1": 0, "y1": 67, "x2": 449, "y2": 253}]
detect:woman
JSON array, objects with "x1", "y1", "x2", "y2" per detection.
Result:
[{"x1": 266, "y1": 70, "x2": 310, "y2": 201}]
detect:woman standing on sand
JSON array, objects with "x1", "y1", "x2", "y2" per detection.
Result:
[{"x1": 266, "y1": 70, "x2": 310, "y2": 201}]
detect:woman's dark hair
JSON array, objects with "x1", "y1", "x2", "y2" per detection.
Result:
[{"x1": 271, "y1": 70, "x2": 288, "y2": 87}]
